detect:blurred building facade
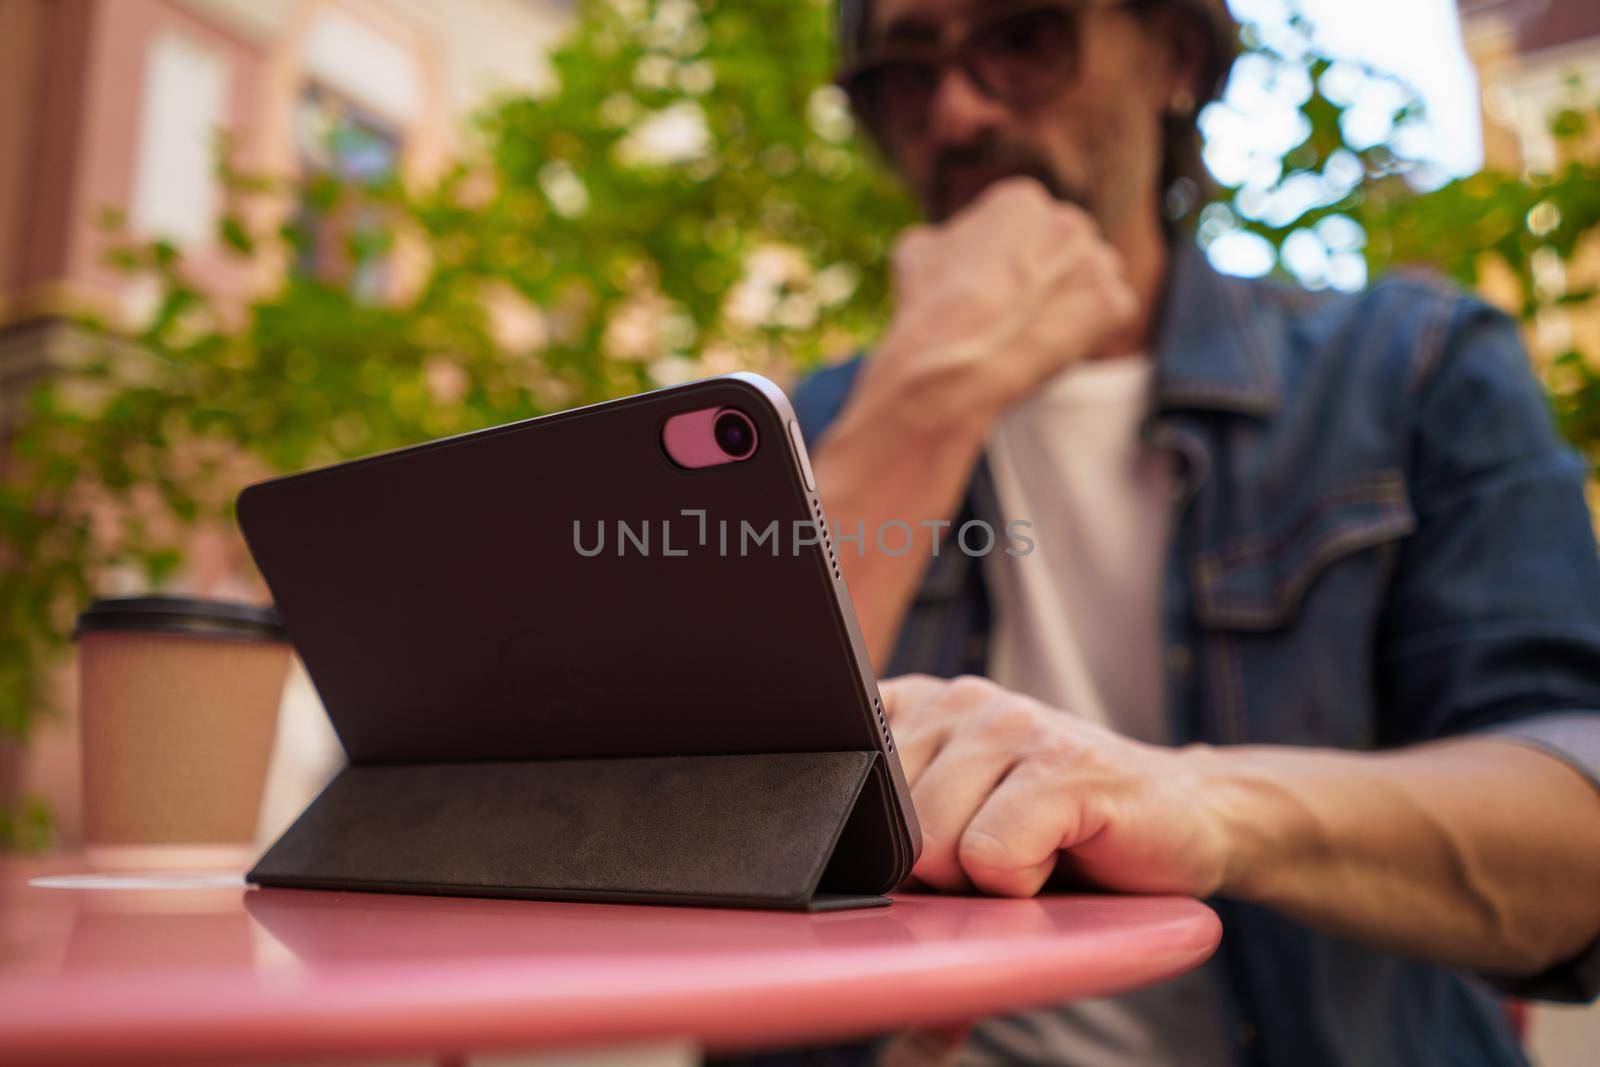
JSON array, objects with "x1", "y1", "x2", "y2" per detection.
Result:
[
  {"x1": 1459, "y1": 0, "x2": 1600, "y2": 366},
  {"x1": 1461, "y1": 0, "x2": 1600, "y2": 171},
  {"x1": 0, "y1": 0, "x2": 569, "y2": 441}
]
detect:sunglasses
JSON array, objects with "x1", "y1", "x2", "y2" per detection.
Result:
[{"x1": 837, "y1": 0, "x2": 1124, "y2": 144}]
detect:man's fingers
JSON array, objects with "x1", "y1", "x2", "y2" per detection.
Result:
[
  {"x1": 879, "y1": 674, "x2": 946, "y2": 723},
  {"x1": 962, "y1": 834, "x2": 1059, "y2": 898},
  {"x1": 1019, "y1": 201, "x2": 1093, "y2": 273},
  {"x1": 893, "y1": 727, "x2": 943, "y2": 789},
  {"x1": 947, "y1": 177, "x2": 1061, "y2": 264},
  {"x1": 1019, "y1": 251, "x2": 1136, "y2": 367},
  {"x1": 909, "y1": 735, "x2": 1018, "y2": 893},
  {"x1": 879, "y1": 675, "x2": 951, "y2": 785},
  {"x1": 879, "y1": 674, "x2": 949, "y2": 781},
  {"x1": 959, "y1": 759, "x2": 1091, "y2": 897},
  {"x1": 891, "y1": 225, "x2": 937, "y2": 282},
  {"x1": 960, "y1": 174, "x2": 1052, "y2": 226}
]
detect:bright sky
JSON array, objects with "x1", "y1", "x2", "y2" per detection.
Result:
[
  {"x1": 1204, "y1": 0, "x2": 1483, "y2": 285},
  {"x1": 1231, "y1": 0, "x2": 1482, "y2": 172}
]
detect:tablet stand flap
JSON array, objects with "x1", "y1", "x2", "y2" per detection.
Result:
[{"x1": 248, "y1": 751, "x2": 888, "y2": 911}]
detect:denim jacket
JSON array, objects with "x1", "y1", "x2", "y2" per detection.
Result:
[{"x1": 790, "y1": 243, "x2": 1600, "y2": 1067}]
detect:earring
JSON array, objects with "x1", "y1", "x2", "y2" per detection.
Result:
[{"x1": 1170, "y1": 88, "x2": 1197, "y2": 117}]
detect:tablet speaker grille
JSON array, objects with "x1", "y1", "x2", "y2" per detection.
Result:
[{"x1": 813, "y1": 496, "x2": 840, "y2": 581}]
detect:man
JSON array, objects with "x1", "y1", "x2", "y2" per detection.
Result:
[{"x1": 790, "y1": 0, "x2": 1600, "y2": 1063}]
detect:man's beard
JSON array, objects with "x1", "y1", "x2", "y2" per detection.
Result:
[{"x1": 924, "y1": 133, "x2": 1082, "y2": 223}]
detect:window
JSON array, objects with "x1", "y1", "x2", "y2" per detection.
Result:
[
  {"x1": 293, "y1": 83, "x2": 401, "y2": 300},
  {"x1": 130, "y1": 31, "x2": 229, "y2": 246}
]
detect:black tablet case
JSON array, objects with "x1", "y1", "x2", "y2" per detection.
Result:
[{"x1": 240, "y1": 375, "x2": 915, "y2": 910}]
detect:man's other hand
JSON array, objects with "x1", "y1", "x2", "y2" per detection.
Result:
[
  {"x1": 882, "y1": 674, "x2": 1231, "y2": 898},
  {"x1": 865, "y1": 176, "x2": 1139, "y2": 434}
]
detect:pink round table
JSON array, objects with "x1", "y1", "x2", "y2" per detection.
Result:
[{"x1": 0, "y1": 853, "x2": 1220, "y2": 1065}]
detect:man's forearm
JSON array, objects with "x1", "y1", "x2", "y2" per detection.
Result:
[
  {"x1": 812, "y1": 363, "x2": 992, "y2": 668},
  {"x1": 1197, "y1": 736, "x2": 1600, "y2": 974}
]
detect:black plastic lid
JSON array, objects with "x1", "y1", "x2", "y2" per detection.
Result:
[{"x1": 73, "y1": 596, "x2": 287, "y2": 643}]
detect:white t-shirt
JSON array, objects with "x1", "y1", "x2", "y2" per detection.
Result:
[
  {"x1": 968, "y1": 355, "x2": 1232, "y2": 1067},
  {"x1": 984, "y1": 356, "x2": 1172, "y2": 743}
]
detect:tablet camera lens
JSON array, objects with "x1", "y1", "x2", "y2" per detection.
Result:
[{"x1": 713, "y1": 409, "x2": 757, "y2": 459}]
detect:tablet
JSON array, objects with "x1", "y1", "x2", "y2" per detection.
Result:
[{"x1": 238, "y1": 373, "x2": 920, "y2": 904}]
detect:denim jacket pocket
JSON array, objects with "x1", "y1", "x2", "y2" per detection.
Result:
[
  {"x1": 1187, "y1": 471, "x2": 1416, "y2": 746},
  {"x1": 1193, "y1": 470, "x2": 1416, "y2": 631}
]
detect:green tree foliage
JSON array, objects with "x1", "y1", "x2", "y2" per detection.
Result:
[
  {"x1": 1197, "y1": 16, "x2": 1600, "y2": 463},
  {"x1": 1365, "y1": 97, "x2": 1600, "y2": 465},
  {"x1": 3, "y1": 0, "x2": 1599, "y2": 819}
]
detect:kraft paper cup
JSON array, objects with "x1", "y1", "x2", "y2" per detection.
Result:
[{"x1": 74, "y1": 597, "x2": 290, "y2": 869}]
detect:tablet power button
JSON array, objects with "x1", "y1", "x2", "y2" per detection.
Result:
[{"x1": 788, "y1": 419, "x2": 817, "y2": 492}]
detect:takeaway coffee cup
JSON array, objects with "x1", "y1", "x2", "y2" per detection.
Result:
[{"x1": 75, "y1": 597, "x2": 290, "y2": 862}]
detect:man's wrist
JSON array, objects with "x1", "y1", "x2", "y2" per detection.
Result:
[
  {"x1": 852, "y1": 324, "x2": 1011, "y2": 442},
  {"x1": 821, "y1": 348, "x2": 993, "y2": 484},
  {"x1": 1180, "y1": 743, "x2": 1314, "y2": 904}
]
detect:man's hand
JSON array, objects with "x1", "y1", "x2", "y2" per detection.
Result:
[
  {"x1": 862, "y1": 176, "x2": 1140, "y2": 435},
  {"x1": 884, "y1": 674, "x2": 1231, "y2": 899},
  {"x1": 882, "y1": 674, "x2": 1600, "y2": 977}
]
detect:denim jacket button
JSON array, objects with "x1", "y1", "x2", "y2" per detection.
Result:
[{"x1": 1165, "y1": 644, "x2": 1194, "y2": 675}]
